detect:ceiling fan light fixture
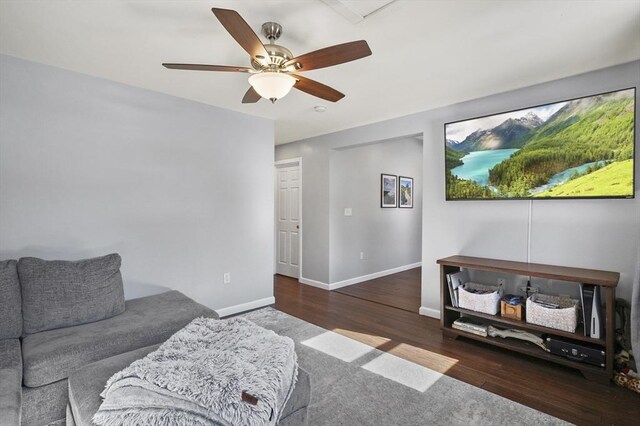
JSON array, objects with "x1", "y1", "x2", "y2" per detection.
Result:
[
  {"x1": 248, "y1": 72, "x2": 296, "y2": 103},
  {"x1": 165, "y1": 9, "x2": 371, "y2": 104}
]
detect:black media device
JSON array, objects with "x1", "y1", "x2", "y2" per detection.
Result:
[{"x1": 546, "y1": 336, "x2": 605, "y2": 368}]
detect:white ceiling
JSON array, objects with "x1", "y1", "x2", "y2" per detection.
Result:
[{"x1": 1, "y1": 1, "x2": 639, "y2": 145}]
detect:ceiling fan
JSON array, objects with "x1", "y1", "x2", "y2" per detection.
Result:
[{"x1": 162, "y1": 8, "x2": 372, "y2": 104}]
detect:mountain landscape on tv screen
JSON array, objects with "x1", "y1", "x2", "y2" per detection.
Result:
[{"x1": 445, "y1": 88, "x2": 635, "y2": 199}]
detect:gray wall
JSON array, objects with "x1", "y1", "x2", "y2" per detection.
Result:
[
  {"x1": 277, "y1": 141, "x2": 332, "y2": 282},
  {"x1": 0, "y1": 54, "x2": 275, "y2": 312},
  {"x1": 276, "y1": 60, "x2": 640, "y2": 312},
  {"x1": 329, "y1": 136, "x2": 422, "y2": 283}
]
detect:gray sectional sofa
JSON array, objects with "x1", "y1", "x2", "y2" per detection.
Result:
[{"x1": 0, "y1": 254, "x2": 310, "y2": 425}]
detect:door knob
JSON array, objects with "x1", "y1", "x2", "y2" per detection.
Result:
[{"x1": 296, "y1": 225, "x2": 300, "y2": 229}]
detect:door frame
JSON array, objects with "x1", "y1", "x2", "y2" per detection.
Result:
[{"x1": 274, "y1": 157, "x2": 303, "y2": 279}]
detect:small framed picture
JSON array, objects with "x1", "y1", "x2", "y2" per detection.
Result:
[
  {"x1": 399, "y1": 176, "x2": 414, "y2": 208},
  {"x1": 381, "y1": 174, "x2": 397, "y2": 208}
]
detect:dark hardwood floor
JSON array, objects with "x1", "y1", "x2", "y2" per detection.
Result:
[
  {"x1": 333, "y1": 267, "x2": 421, "y2": 313},
  {"x1": 274, "y1": 273, "x2": 640, "y2": 426}
]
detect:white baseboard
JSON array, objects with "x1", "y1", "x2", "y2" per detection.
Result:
[
  {"x1": 419, "y1": 306, "x2": 440, "y2": 319},
  {"x1": 328, "y1": 262, "x2": 422, "y2": 290},
  {"x1": 299, "y1": 262, "x2": 422, "y2": 291},
  {"x1": 216, "y1": 296, "x2": 275, "y2": 318},
  {"x1": 298, "y1": 276, "x2": 331, "y2": 290}
]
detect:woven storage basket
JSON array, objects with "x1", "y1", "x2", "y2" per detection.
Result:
[
  {"x1": 458, "y1": 282, "x2": 501, "y2": 315},
  {"x1": 526, "y1": 293, "x2": 578, "y2": 333}
]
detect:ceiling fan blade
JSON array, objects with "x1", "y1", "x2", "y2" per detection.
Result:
[
  {"x1": 293, "y1": 75, "x2": 345, "y2": 102},
  {"x1": 162, "y1": 63, "x2": 253, "y2": 72},
  {"x1": 284, "y1": 40, "x2": 371, "y2": 72},
  {"x1": 211, "y1": 8, "x2": 270, "y2": 64},
  {"x1": 242, "y1": 86, "x2": 261, "y2": 103}
]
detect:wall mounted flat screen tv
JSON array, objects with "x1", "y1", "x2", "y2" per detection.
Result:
[{"x1": 445, "y1": 88, "x2": 635, "y2": 200}]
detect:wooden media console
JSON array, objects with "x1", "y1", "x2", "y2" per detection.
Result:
[{"x1": 437, "y1": 255, "x2": 619, "y2": 383}]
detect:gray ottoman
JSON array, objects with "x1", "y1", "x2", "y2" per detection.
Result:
[{"x1": 67, "y1": 344, "x2": 310, "y2": 425}]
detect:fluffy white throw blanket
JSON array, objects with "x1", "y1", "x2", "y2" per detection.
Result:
[{"x1": 93, "y1": 317, "x2": 298, "y2": 426}]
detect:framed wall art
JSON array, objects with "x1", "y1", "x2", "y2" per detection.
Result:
[
  {"x1": 381, "y1": 174, "x2": 397, "y2": 208},
  {"x1": 399, "y1": 176, "x2": 414, "y2": 208}
]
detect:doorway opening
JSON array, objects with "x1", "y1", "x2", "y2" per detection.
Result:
[{"x1": 329, "y1": 134, "x2": 423, "y2": 313}]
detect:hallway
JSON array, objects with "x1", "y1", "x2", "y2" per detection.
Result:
[{"x1": 333, "y1": 267, "x2": 421, "y2": 313}]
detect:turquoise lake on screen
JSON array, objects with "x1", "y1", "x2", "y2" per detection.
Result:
[{"x1": 451, "y1": 149, "x2": 518, "y2": 186}]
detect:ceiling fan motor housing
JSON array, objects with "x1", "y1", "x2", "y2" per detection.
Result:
[
  {"x1": 251, "y1": 44, "x2": 293, "y2": 70},
  {"x1": 251, "y1": 22, "x2": 293, "y2": 71}
]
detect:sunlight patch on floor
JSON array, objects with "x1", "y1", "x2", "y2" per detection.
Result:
[
  {"x1": 387, "y1": 343, "x2": 459, "y2": 374},
  {"x1": 306, "y1": 327, "x2": 459, "y2": 391},
  {"x1": 330, "y1": 327, "x2": 391, "y2": 347},
  {"x1": 329, "y1": 328, "x2": 459, "y2": 374},
  {"x1": 301, "y1": 330, "x2": 374, "y2": 362},
  {"x1": 362, "y1": 352, "x2": 443, "y2": 392}
]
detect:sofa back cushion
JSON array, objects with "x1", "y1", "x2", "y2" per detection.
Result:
[
  {"x1": 0, "y1": 259, "x2": 22, "y2": 339},
  {"x1": 18, "y1": 253, "x2": 126, "y2": 334}
]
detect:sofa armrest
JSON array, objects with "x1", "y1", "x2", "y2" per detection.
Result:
[{"x1": 0, "y1": 339, "x2": 22, "y2": 425}]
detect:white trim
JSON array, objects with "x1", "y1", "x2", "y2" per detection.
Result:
[
  {"x1": 298, "y1": 262, "x2": 422, "y2": 291},
  {"x1": 275, "y1": 157, "x2": 303, "y2": 166},
  {"x1": 419, "y1": 306, "x2": 440, "y2": 319},
  {"x1": 321, "y1": 0, "x2": 364, "y2": 24},
  {"x1": 215, "y1": 296, "x2": 275, "y2": 318},
  {"x1": 328, "y1": 262, "x2": 422, "y2": 290},
  {"x1": 274, "y1": 157, "x2": 303, "y2": 279},
  {"x1": 298, "y1": 276, "x2": 331, "y2": 290}
]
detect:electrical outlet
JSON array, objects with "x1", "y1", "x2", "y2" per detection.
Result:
[
  {"x1": 497, "y1": 278, "x2": 506, "y2": 287},
  {"x1": 360, "y1": 252, "x2": 364, "y2": 260},
  {"x1": 223, "y1": 272, "x2": 231, "y2": 284}
]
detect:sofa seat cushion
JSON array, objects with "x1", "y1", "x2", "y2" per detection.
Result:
[
  {"x1": 282, "y1": 365, "x2": 311, "y2": 420},
  {"x1": 22, "y1": 290, "x2": 217, "y2": 387},
  {"x1": 22, "y1": 378, "x2": 68, "y2": 426},
  {"x1": 18, "y1": 253, "x2": 126, "y2": 334},
  {"x1": 68, "y1": 344, "x2": 160, "y2": 425},
  {"x1": 0, "y1": 260, "x2": 22, "y2": 339},
  {"x1": 67, "y1": 344, "x2": 310, "y2": 426},
  {"x1": 0, "y1": 338, "x2": 22, "y2": 425}
]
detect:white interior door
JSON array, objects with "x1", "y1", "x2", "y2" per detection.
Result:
[{"x1": 276, "y1": 163, "x2": 301, "y2": 278}]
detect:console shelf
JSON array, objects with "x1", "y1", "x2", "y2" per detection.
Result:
[
  {"x1": 444, "y1": 305, "x2": 606, "y2": 346},
  {"x1": 437, "y1": 255, "x2": 619, "y2": 384}
]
